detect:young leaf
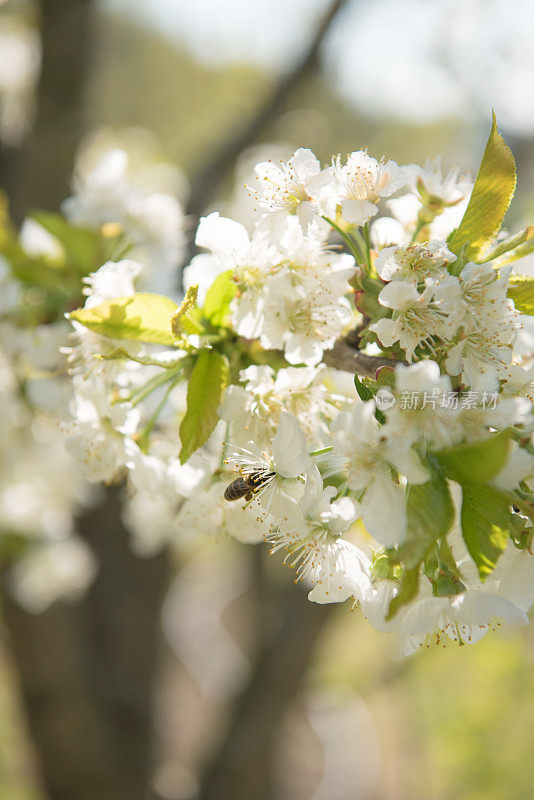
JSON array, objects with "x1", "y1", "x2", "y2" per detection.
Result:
[
  {"x1": 508, "y1": 275, "x2": 534, "y2": 316},
  {"x1": 179, "y1": 350, "x2": 229, "y2": 463},
  {"x1": 31, "y1": 210, "x2": 100, "y2": 274},
  {"x1": 448, "y1": 113, "x2": 516, "y2": 261},
  {"x1": 69, "y1": 293, "x2": 178, "y2": 345},
  {"x1": 480, "y1": 226, "x2": 534, "y2": 265},
  {"x1": 436, "y1": 433, "x2": 510, "y2": 485},
  {"x1": 171, "y1": 286, "x2": 204, "y2": 336},
  {"x1": 490, "y1": 239, "x2": 534, "y2": 270},
  {"x1": 203, "y1": 269, "x2": 237, "y2": 326},
  {"x1": 396, "y1": 473, "x2": 454, "y2": 568},
  {"x1": 461, "y1": 483, "x2": 512, "y2": 579},
  {"x1": 354, "y1": 375, "x2": 374, "y2": 402},
  {"x1": 386, "y1": 566, "x2": 420, "y2": 621},
  {"x1": 375, "y1": 365, "x2": 395, "y2": 387}
]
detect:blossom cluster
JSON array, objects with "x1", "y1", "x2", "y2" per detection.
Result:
[
  {"x1": 0, "y1": 146, "x2": 189, "y2": 606},
  {"x1": 3, "y1": 121, "x2": 534, "y2": 655}
]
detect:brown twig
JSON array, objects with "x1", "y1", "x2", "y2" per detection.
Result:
[{"x1": 323, "y1": 338, "x2": 404, "y2": 377}]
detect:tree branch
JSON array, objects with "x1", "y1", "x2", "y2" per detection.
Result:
[
  {"x1": 322, "y1": 338, "x2": 404, "y2": 377},
  {"x1": 184, "y1": 0, "x2": 349, "y2": 223}
]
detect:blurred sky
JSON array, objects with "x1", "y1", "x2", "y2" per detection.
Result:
[{"x1": 102, "y1": 0, "x2": 534, "y2": 134}]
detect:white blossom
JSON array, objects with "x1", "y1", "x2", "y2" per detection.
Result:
[
  {"x1": 63, "y1": 149, "x2": 186, "y2": 295},
  {"x1": 253, "y1": 268, "x2": 353, "y2": 365},
  {"x1": 397, "y1": 587, "x2": 527, "y2": 656},
  {"x1": 176, "y1": 482, "x2": 270, "y2": 545},
  {"x1": 375, "y1": 240, "x2": 455, "y2": 283},
  {"x1": 443, "y1": 263, "x2": 519, "y2": 386},
  {"x1": 64, "y1": 381, "x2": 140, "y2": 483},
  {"x1": 219, "y1": 363, "x2": 342, "y2": 449},
  {"x1": 329, "y1": 401, "x2": 428, "y2": 546},
  {"x1": 224, "y1": 411, "x2": 322, "y2": 520},
  {"x1": 385, "y1": 361, "x2": 460, "y2": 450},
  {"x1": 266, "y1": 485, "x2": 372, "y2": 603},
  {"x1": 388, "y1": 158, "x2": 473, "y2": 240},
  {"x1": 252, "y1": 148, "x2": 329, "y2": 231},
  {"x1": 370, "y1": 277, "x2": 460, "y2": 361},
  {"x1": 322, "y1": 150, "x2": 405, "y2": 226}
]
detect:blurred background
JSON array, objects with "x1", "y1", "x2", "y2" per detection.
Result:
[{"x1": 1, "y1": 1, "x2": 534, "y2": 799}]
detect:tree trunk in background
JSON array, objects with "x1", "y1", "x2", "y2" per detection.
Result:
[
  {"x1": 0, "y1": 1, "x2": 344, "y2": 798},
  {"x1": 197, "y1": 561, "x2": 332, "y2": 800},
  {"x1": 76, "y1": 487, "x2": 172, "y2": 800},
  {"x1": 1, "y1": 487, "x2": 170, "y2": 800},
  {"x1": 1, "y1": 0, "x2": 95, "y2": 222},
  {"x1": 2, "y1": 3, "x2": 172, "y2": 797}
]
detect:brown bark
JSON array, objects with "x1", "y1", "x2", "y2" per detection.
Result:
[
  {"x1": 197, "y1": 558, "x2": 332, "y2": 800},
  {"x1": 1, "y1": 486, "x2": 170, "y2": 800},
  {"x1": 323, "y1": 338, "x2": 404, "y2": 377},
  {"x1": 1, "y1": 0, "x2": 96, "y2": 222}
]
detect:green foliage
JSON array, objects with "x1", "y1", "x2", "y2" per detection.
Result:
[
  {"x1": 386, "y1": 566, "x2": 419, "y2": 621},
  {"x1": 375, "y1": 366, "x2": 395, "y2": 387},
  {"x1": 354, "y1": 375, "x2": 374, "y2": 402},
  {"x1": 30, "y1": 210, "x2": 101, "y2": 276},
  {"x1": 481, "y1": 226, "x2": 534, "y2": 266},
  {"x1": 0, "y1": 200, "x2": 123, "y2": 324},
  {"x1": 171, "y1": 285, "x2": 205, "y2": 336},
  {"x1": 70, "y1": 293, "x2": 179, "y2": 345},
  {"x1": 203, "y1": 269, "x2": 237, "y2": 326},
  {"x1": 461, "y1": 483, "x2": 512, "y2": 579},
  {"x1": 449, "y1": 113, "x2": 516, "y2": 261},
  {"x1": 436, "y1": 433, "x2": 511, "y2": 485},
  {"x1": 448, "y1": 243, "x2": 470, "y2": 277},
  {"x1": 178, "y1": 349, "x2": 229, "y2": 463},
  {"x1": 0, "y1": 204, "x2": 78, "y2": 321},
  {"x1": 355, "y1": 271, "x2": 390, "y2": 321},
  {"x1": 396, "y1": 473, "x2": 454, "y2": 568},
  {"x1": 507, "y1": 275, "x2": 534, "y2": 316}
]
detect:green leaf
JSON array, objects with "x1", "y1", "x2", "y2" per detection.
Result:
[
  {"x1": 179, "y1": 350, "x2": 229, "y2": 463},
  {"x1": 396, "y1": 473, "x2": 454, "y2": 568},
  {"x1": 480, "y1": 226, "x2": 534, "y2": 265},
  {"x1": 448, "y1": 113, "x2": 516, "y2": 261},
  {"x1": 386, "y1": 566, "x2": 420, "y2": 621},
  {"x1": 375, "y1": 366, "x2": 395, "y2": 388},
  {"x1": 354, "y1": 375, "x2": 374, "y2": 402},
  {"x1": 203, "y1": 269, "x2": 237, "y2": 326},
  {"x1": 436, "y1": 433, "x2": 510, "y2": 485},
  {"x1": 171, "y1": 286, "x2": 205, "y2": 336},
  {"x1": 491, "y1": 239, "x2": 534, "y2": 270},
  {"x1": 448, "y1": 243, "x2": 469, "y2": 277},
  {"x1": 31, "y1": 210, "x2": 100, "y2": 274},
  {"x1": 461, "y1": 483, "x2": 512, "y2": 579},
  {"x1": 355, "y1": 271, "x2": 390, "y2": 320},
  {"x1": 508, "y1": 275, "x2": 534, "y2": 316},
  {"x1": 70, "y1": 293, "x2": 178, "y2": 345}
]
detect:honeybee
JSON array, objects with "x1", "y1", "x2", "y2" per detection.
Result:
[{"x1": 224, "y1": 471, "x2": 275, "y2": 502}]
